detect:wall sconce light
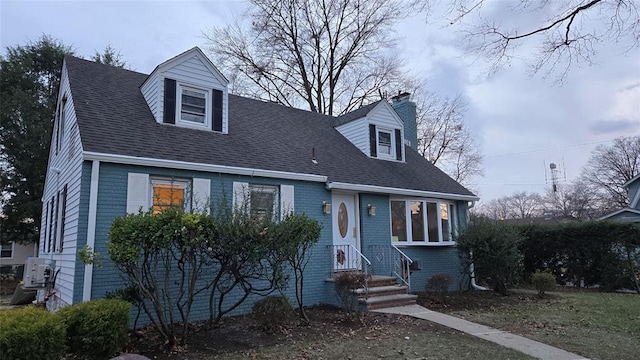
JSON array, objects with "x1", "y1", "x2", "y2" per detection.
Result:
[
  {"x1": 367, "y1": 204, "x2": 376, "y2": 216},
  {"x1": 322, "y1": 201, "x2": 331, "y2": 214}
]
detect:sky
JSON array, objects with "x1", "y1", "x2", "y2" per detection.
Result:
[{"x1": 2, "y1": 0, "x2": 639, "y2": 205}]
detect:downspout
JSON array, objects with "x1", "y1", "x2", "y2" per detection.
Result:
[{"x1": 467, "y1": 201, "x2": 487, "y2": 291}]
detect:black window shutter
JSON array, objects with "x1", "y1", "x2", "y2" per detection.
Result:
[
  {"x1": 212, "y1": 89, "x2": 223, "y2": 132},
  {"x1": 60, "y1": 185, "x2": 68, "y2": 252},
  {"x1": 395, "y1": 129, "x2": 402, "y2": 161},
  {"x1": 369, "y1": 124, "x2": 377, "y2": 157},
  {"x1": 163, "y1": 78, "x2": 177, "y2": 124}
]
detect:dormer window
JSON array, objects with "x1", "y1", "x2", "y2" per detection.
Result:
[
  {"x1": 179, "y1": 85, "x2": 209, "y2": 126},
  {"x1": 377, "y1": 129, "x2": 393, "y2": 157},
  {"x1": 369, "y1": 124, "x2": 403, "y2": 161}
]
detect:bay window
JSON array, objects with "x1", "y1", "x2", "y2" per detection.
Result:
[{"x1": 391, "y1": 199, "x2": 457, "y2": 245}]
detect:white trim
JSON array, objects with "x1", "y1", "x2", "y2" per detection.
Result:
[
  {"x1": 631, "y1": 187, "x2": 640, "y2": 209},
  {"x1": 327, "y1": 182, "x2": 479, "y2": 201},
  {"x1": 598, "y1": 207, "x2": 640, "y2": 220},
  {"x1": 142, "y1": 47, "x2": 229, "y2": 89},
  {"x1": 370, "y1": 101, "x2": 404, "y2": 128},
  {"x1": 623, "y1": 174, "x2": 640, "y2": 188},
  {"x1": 83, "y1": 160, "x2": 100, "y2": 302},
  {"x1": 391, "y1": 198, "x2": 457, "y2": 246},
  {"x1": 176, "y1": 84, "x2": 210, "y2": 129},
  {"x1": 376, "y1": 128, "x2": 395, "y2": 160},
  {"x1": 83, "y1": 151, "x2": 329, "y2": 183},
  {"x1": 192, "y1": 178, "x2": 211, "y2": 212}
]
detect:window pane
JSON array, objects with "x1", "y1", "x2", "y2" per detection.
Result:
[
  {"x1": 250, "y1": 185, "x2": 277, "y2": 219},
  {"x1": 181, "y1": 88, "x2": 206, "y2": 123},
  {"x1": 441, "y1": 203, "x2": 451, "y2": 241},
  {"x1": 410, "y1": 201, "x2": 425, "y2": 241},
  {"x1": 427, "y1": 202, "x2": 439, "y2": 242},
  {"x1": 391, "y1": 201, "x2": 406, "y2": 241},
  {"x1": 449, "y1": 204, "x2": 457, "y2": 237},
  {"x1": 152, "y1": 182, "x2": 185, "y2": 213},
  {"x1": 0, "y1": 242, "x2": 11, "y2": 258},
  {"x1": 378, "y1": 131, "x2": 392, "y2": 155}
]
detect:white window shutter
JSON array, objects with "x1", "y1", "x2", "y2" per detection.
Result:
[
  {"x1": 126, "y1": 173, "x2": 149, "y2": 214},
  {"x1": 233, "y1": 181, "x2": 248, "y2": 210},
  {"x1": 280, "y1": 185, "x2": 294, "y2": 219},
  {"x1": 192, "y1": 178, "x2": 211, "y2": 212}
]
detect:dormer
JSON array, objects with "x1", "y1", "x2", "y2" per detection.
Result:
[
  {"x1": 141, "y1": 47, "x2": 229, "y2": 133},
  {"x1": 335, "y1": 99, "x2": 412, "y2": 162}
]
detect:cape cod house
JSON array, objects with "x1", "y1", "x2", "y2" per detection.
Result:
[{"x1": 36, "y1": 47, "x2": 478, "y2": 316}]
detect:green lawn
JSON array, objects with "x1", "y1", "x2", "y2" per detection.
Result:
[{"x1": 447, "y1": 290, "x2": 640, "y2": 360}]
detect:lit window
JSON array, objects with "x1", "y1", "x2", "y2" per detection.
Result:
[
  {"x1": 249, "y1": 185, "x2": 278, "y2": 220},
  {"x1": 151, "y1": 179, "x2": 190, "y2": 214},
  {"x1": 0, "y1": 242, "x2": 13, "y2": 258},
  {"x1": 391, "y1": 199, "x2": 457, "y2": 245}
]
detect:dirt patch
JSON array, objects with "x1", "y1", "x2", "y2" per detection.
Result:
[{"x1": 416, "y1": 290, "x2": 560, "y2": 313}]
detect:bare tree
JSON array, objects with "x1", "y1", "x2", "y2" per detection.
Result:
[
  {"x1": 543, "y1": 179, "x2": 604, "y2": 220},
  {"x1": 580, "y1": 135, "x2": 640, "y2": 209},
  {"x1": 442, "y1": 0, "x2": 640, "y2": 80},
  {"x1": 508, "y1": 191, "x2": 543, "y2": 219},
  {"x1": 415, "y1": 93, "x2": 483, "y2": 185},
  {"x1": 205, "y1": 0, "x2": 415, "y2": 115}
]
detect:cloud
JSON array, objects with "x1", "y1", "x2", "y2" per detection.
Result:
[{"x1": 589, "y1": 119, "x2": 640, "y2": 135}]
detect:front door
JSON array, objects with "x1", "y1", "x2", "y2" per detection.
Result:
[{"x1": 332, "y1": 193, "x2": 359, "y2": 271}]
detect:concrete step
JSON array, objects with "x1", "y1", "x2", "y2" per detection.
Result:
[
  {"x1": 353, "y1": 285, "x2": 408, "y2": 298},
  {"x1": 367, "y1": 275, "x2": 398, "y2": 287},
  {"x1": 360, "y1": 293, "x2": 418, "y2": 310}
]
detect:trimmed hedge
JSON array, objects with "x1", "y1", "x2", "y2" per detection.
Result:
[
  {"x1": 0, "y1": 306, "x2": 66, "y2": 360},
  {"x1": 518, "y1": 221, "x2": 640, "y2": 292},
  {"x1": 57, "y1": 298, "x2": 131, "y2": 360}
]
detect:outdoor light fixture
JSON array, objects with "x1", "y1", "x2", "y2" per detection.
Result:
[
  {"x1": 367, "y1": 204, "x2": 376, "y2": 216},
  {"x1": 322, "y1": 201, "x2": 331, "y2": 214}
]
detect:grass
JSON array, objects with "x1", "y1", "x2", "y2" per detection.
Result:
[{"x1": 446, "y1": 289, "x2": 640, "y2": 360}]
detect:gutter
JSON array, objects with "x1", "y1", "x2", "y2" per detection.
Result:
[{"x1": 326, "y1": 181, "x2": 480, "y2": 202}]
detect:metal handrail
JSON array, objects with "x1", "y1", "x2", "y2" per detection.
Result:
[
  {"x1": 391, "y1": 244, "x2": 413, "y2": 292},
  {"x1": 350, "y1": 245, "x2": 372, "y2": 267}
]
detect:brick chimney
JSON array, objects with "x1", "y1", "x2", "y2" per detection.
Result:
[{"x1": 391, "y1": 92, "x2": 417, "y2": 150}]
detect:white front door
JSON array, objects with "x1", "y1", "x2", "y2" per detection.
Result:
[{"x1": 332, "y1": 193, "x2": 359, "y2": 271}]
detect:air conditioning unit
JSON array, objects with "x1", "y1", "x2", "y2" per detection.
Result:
[{"x1": 23, "y1": 257, "x2": 53, "y2": 288}]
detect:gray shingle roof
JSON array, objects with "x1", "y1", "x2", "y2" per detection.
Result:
[{"x1": 65, "y1": 56, "x2": 475, "y2": 198}]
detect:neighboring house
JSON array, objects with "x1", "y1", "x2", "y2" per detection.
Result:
[
  {"x1": 599, "y1": 174, "x2": 640, "y2": 223},
  {"x1": 0, "y1": 241, "x2": 37, "y2": 268},
  {"x1": 37, "y1": 47, "x2": 478, "y2": 317}
]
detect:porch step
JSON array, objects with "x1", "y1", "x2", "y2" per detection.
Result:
[
  {"x1": 367, "y1": 275, "x2": 399, "y2": 287},
  {"x1": 353, "y1": 285, "x2": 408, "y2": 298},
  {"x1": 360, "y1": 293, "x2": 419, "y2": 310}
]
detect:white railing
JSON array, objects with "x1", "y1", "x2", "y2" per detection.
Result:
[
  {"x1": 328, "y1": 245, "x2": 372, "y2": 298},
  {"x1": 369, "y1": 244, "x2": 414, "y2": 293}
]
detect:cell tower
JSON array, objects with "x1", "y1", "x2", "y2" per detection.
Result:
[{"x1": 544, "y1": 160, "x2": 567, "y2": 193}]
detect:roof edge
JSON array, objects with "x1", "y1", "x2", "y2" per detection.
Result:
[
  {"x1": 597, "y1": 207, "x2": 640, "y2": 221},
  {"x1": 83, "y1": 151, "x2": 328, "y2": 183},
  {"x1": 326, "y1": 181, "x2": 479, "y2": 201},
  {"x1": 141, "y1": 47, "x2": 229, "y2": 89}
]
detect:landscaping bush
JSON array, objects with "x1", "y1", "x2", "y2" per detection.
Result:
[
  {"x1": 531, "y1": 270, "x2": 556, "y2": 297},
  {"x1": 252, "y1": 295, "x2": 294, "y2": 332},
  {"x1": 457, "y1": 220, "x2": 524, "y2": 295},
  {"x1": 334, "y1": 272, "x2": 368, "y2": 316},
  {"x1": 426, "y1": 273, "x2": 452, "y2": 302},
  {"x1": 57, "y1": 298, "x2": 131, "y2": 360},
  {"x1": 0, "y1": 306, "x2": 66, "y2": 360}
]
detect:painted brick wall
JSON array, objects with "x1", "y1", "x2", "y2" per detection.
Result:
[{"x1": 87, "y1": 163, "x2": 335, "y2": 323}]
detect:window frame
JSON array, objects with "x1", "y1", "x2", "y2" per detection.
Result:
[
  {"x1": 390, "y1": 198, "x2": 457, "y2": 246},
  {"x1": 0, "y1": 241, "x2": 14, "y2": 259},
  {"x1": 149, "y1": 178, "x2": 192, "y2": 213},
  {"x1": 176, "y1": 84, "x2": 211, "y2": 129},
  {"x1": 376, "y1": 128, "x2": 395, "y2": 159}
]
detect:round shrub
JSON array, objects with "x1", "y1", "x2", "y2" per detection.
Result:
[
  {"x1": 57, "y1": 298, "x2": 131, "y2": 359},
  {"x1": 252, "y1": 295, "x2": 294, "y2": 332},
  {"x1": 531, "y1": 270, "x2": 556, "y2": 297},
  {"x1": 0, "y1": 306, "x2": 66, "y2": 360}
]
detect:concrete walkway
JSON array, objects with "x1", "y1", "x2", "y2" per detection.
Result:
[{"x1": 372, "y1": 304, "x2": 588, "y2": 360}]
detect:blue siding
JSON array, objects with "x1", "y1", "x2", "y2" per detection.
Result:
[
  {"x1": 72, "y1": 161, "x2": 92, "y2": 304},
  {"x1": 88, "y1": 163, "x2": 335, "y2": 322}
]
